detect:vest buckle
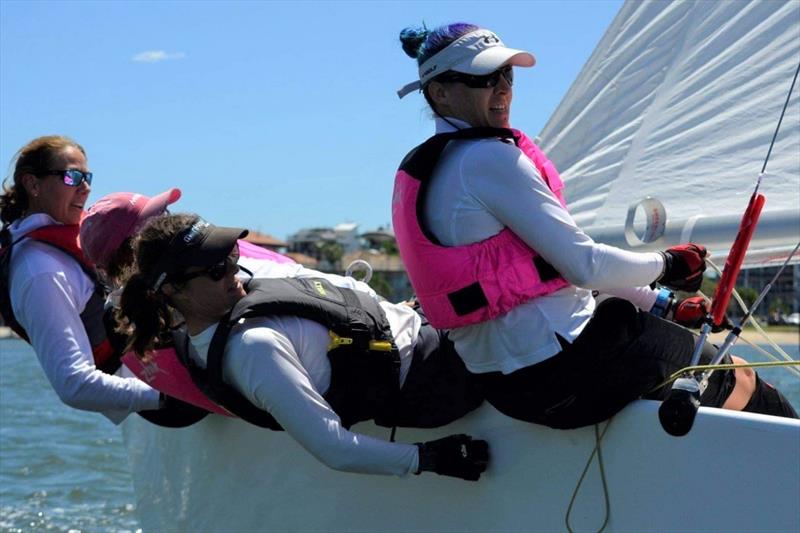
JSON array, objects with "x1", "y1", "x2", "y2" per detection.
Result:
[{"x1": 327, "y1": 330, "x2": 354, "y2": 351}]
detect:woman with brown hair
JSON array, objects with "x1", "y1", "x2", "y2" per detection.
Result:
[
  {"x1": 117, "y1": 213, "x2": 489, "y2": 480},
  {"x1": 0, "y1": 136, "x2": 171, "y2": 423}
]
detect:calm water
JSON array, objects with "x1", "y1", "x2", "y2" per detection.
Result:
[
  {"x1": 1, "y1": 338, "x2": 798, "y2": 532},
  {"x1": 0, "y1": 339, "x2": 139, "y2": 533}
]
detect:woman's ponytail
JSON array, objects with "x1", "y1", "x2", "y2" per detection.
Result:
[{"x1": 116, "y1": 272, "x2": 173, "y2": 358}]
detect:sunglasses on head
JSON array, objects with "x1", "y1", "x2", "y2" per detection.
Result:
[
  {"x1": 170, "y1": 247, "x2": 240, "y2": 285},
  {"x1": 42, "y1": 169, "x2": 93, "y2": 187},
  {"x1": 435, "y1": 66, "x2": 514, "y2": 89}
]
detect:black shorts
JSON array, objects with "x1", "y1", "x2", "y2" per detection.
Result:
[
  {"x1": 477, "y1": 298, "x2": 735, "y2": 429},
  {"x1": 390, "y1": 312, "x2": 485, "y2": 428}
]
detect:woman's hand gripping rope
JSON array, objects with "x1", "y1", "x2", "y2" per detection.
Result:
[
  {"x1": 673, "y1": 296, "x2": 731, "y2": 332},
  {"x1": 658, "y1": 243, "x2": 708, "y2": 293}
]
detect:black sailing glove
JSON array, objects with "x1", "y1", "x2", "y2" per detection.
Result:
[
  {"x1": 659, "y1": 243, "x2": 708, "y2": 292},
  {"x1": 416, "y1": 434, "x2": 489, "y2": 481},
  {"x1": 137, "y1": 393, "x2": 209, "y2": 428}
]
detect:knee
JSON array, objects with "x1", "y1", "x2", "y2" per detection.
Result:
[
  {"x1": 722, "y1": 356, "x2": 756, "y2": 410},
  {"x1": 731, "y1": 356, "x2": 756, "y2": 390}
]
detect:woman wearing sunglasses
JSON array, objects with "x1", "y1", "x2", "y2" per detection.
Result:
[
  {"x1": 393, "y1": 23, "x2": 796, "y2": 428},
  {"x1": 116, "y1": 213, "x2": 489, "y2": 480},
  {"x1": 0, "y1": 136, "x2": 171, "y2": 423}
]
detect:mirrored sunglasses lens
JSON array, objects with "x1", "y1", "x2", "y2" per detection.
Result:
[
  {"x1": 63, "y1": 171, "x2": 78, "y2": 186},
  {"x1": 63, "y1": 170, "x2": 91, "y2": 186}
]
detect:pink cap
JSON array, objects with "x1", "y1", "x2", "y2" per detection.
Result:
[{"x1": 80, "y1": 189, "x2": 182, "y2": 269}]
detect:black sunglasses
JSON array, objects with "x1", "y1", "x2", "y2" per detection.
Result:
[
  {"x1": 435, "y1": 66, "x2": 514, "y2": 89},
  {"x1": 42, "y1": 169, "x2": 93, "y2": 187},
  {"x1": 171, "y1": 248, "x2": 240, "y2": 285}
]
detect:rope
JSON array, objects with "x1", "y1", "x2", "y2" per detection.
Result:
[
  {"x1": 563, "y1": 355, "x2": 800, "y2": 531},
  {"x1": 565, "y1": 420, "x2": 613, "y2": 533},
  {"x1": 650, "y1": 360, "x2": 800, "y2": 393}
]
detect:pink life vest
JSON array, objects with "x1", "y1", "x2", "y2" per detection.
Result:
[{"x1": 392, "y1": 127, "x2": 571, "y2": 329}]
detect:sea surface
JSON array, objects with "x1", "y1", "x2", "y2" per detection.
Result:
[{"x1": 1, "y1": 338, "x2": 799, "y2": 532}]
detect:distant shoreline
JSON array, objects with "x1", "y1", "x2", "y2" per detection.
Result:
[
  {"x1": 710, "y1": 328, "x2": 799, "y2": 346},
  {"x1": 3, "y1": 325, "x2": 798, "y2": 345}
]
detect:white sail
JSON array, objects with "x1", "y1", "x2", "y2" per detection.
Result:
[{"x1": 539, "y1": 0, "x2": 800, "y2": 265}]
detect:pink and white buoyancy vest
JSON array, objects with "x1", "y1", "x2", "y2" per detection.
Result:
[{"x1": 392, "y1": 127, "x2": 571, "y2": 329}]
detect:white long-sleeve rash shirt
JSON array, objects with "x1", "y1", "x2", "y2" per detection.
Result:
[
  {"x1": 424, "y1": 118, "x2": 665, "y2": 374},
  {"x1": 8, "y1": 214, "x2": 161, "y2": 422},
  {"x1": 189, "y1": 270, "x2": 420, "y2": 477}
]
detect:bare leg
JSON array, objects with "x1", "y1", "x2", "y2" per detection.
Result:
[{"x1": 721, "y1": 356, "x2": 756, "y2": 410}]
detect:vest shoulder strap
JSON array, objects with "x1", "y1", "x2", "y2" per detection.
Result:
[
  {"x1": 4, "y1": 224, "x2": 98, "y2": 281},
  {"x1": 398, "y1": 127, "x2": 519, "y2": 246},
  {"x1": 399, "y1": 127, "x2": 518, "y2": 182},
  {"x1": 231, "y1": 278, "x2": 357, "y2": 320}
]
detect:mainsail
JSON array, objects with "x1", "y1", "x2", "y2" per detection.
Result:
[{"x1": 539, "y1": 0, "x2": 800, "y2": 266}]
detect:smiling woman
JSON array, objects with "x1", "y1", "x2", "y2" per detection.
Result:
[
  {"x1": 0, "y1": 136, "x2": 90, "y2": 226},
  {"x1": 392, "y1": 22, "x2": 798, "y2": 429},
  {"x1": 0, "y1": 135, "x2": 163, "y2": 423},
  {"x1": 22, "y1": 148, "x2": 91, "y2": 225}
]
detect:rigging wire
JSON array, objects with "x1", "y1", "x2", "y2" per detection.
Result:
[
  {"x1": 757, "y1": 59, "x2": 800, "y2": 191},
  {"x1": 705, "y1": 259, "x2": 800, "y2": 377},
  {"x1": 723, "y1": 241, "x2": 800, "y2": 334},
  {"x1": 700, "y1": 240, "x2": 800, "y2": 376},
  {"x1": 684, "y1": 56, "x2": 800, "y2": 367}
]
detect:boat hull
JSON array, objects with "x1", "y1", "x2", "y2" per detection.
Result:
[{"x1": 123, "y1": 399, "x2": 800, "y2": 532}]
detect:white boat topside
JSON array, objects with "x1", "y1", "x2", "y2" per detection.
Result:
[{"x1": 123, "y1": 399, "x2": 800, "y2": 532}]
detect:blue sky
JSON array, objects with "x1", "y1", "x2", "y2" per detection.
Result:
[{"x1": 0, "y1": 0, "x2": 622, "y2": 240}]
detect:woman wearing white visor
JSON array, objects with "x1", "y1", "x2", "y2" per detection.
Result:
[{"x1": 392, "y1": 22, "x2": 796, "y2": 428}]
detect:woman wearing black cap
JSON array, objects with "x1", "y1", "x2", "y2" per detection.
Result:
[
  {"x1": 117, "y1": 213, "x2": 489, "y2": 480},
  {"x1": 392, "y1": 22, "x2": 796, "y2": 428}
]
